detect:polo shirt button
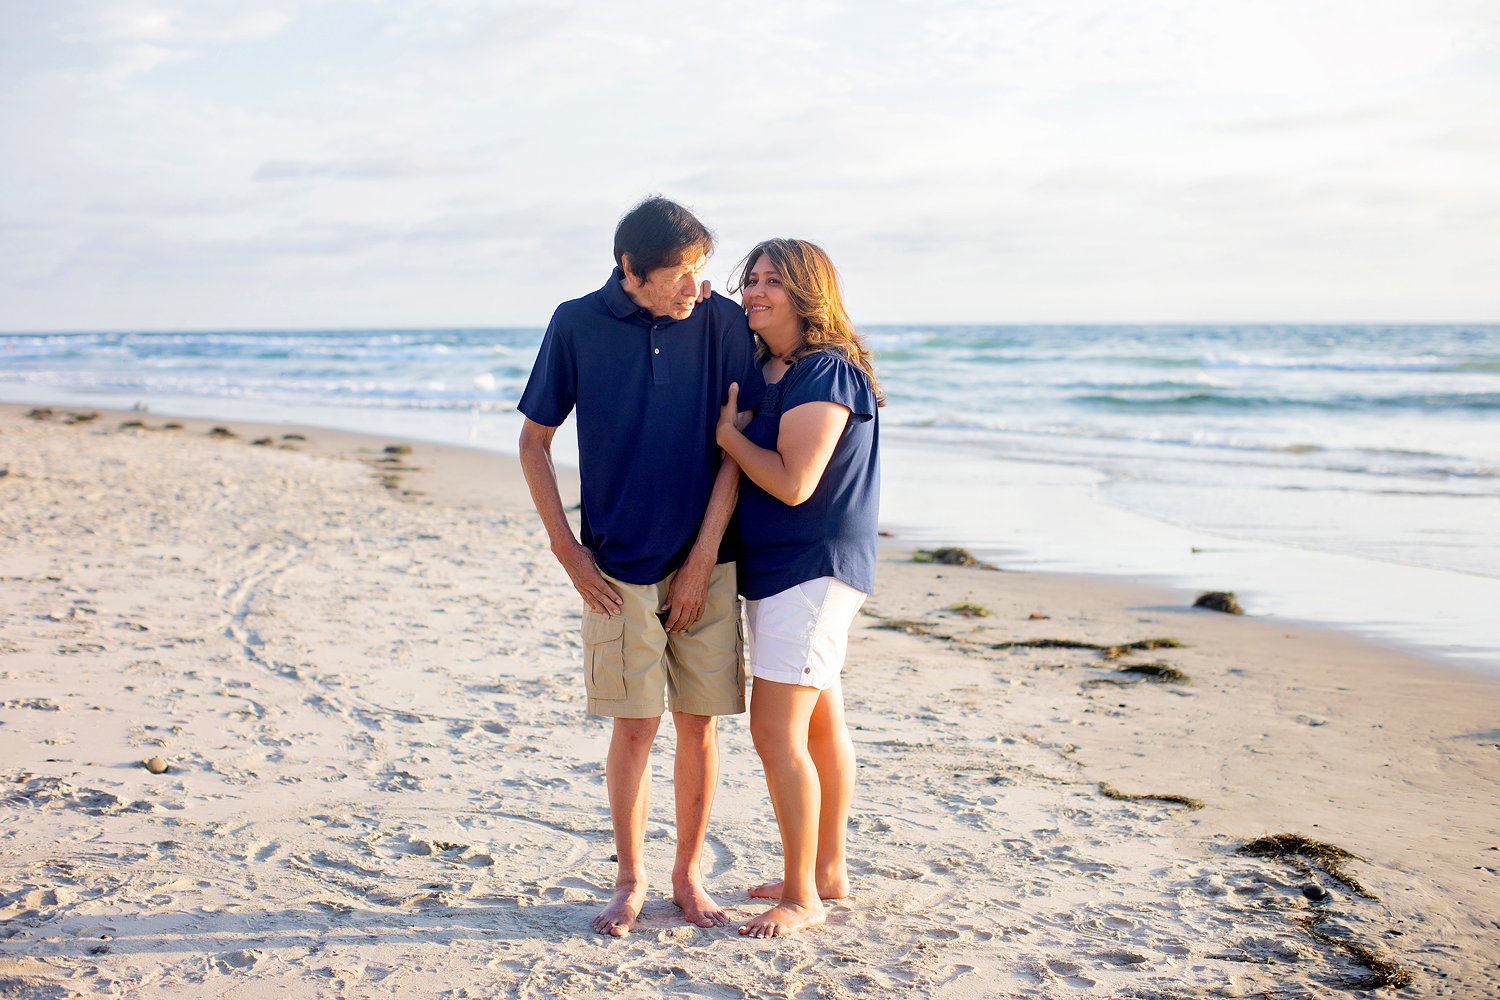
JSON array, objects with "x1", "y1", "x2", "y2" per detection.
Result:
[
  {"x1": 653, "y1": 348, "x2": 660, "y2": 354},
  {"x1": 803, "y1": 667, "x2": 812, "y2": 673}
]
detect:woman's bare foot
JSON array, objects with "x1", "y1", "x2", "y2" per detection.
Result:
[
  {"x1": 738, "y1": 899, "x2": 826, "y2": 938},
  {"x1": 592, "y1": 883, "x2": 647, "y2": 937},
  {"x1": 747, "y1": 871, "x2": 849, "y2": 900},
  {"x1": 672, "y1": 874, "x2": 729, "y2": 928}
]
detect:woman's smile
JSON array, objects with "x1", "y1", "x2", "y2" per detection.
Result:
[{"x1": 741, "y1": 254, "x2": 803, "y2": 350}]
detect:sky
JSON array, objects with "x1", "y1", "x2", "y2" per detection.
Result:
[{"x1": 1, "y1": 0, "x2": 1497, "y2": 330}]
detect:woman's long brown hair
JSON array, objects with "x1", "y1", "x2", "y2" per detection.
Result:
[{"x1": 731, "y1": 238, "x2": 885, "y2": 406}]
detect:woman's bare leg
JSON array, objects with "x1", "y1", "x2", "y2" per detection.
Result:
[
  {"x1": 749, "y1": 678, "x2": 854, "y2": 900},
  {"x1": 740, "y1": 678, "x2": 827, "y2": 937}
]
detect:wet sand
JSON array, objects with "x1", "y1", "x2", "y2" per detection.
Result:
[{"x1": 2, "y1": 403, "x2": 1498, "y2": 998}]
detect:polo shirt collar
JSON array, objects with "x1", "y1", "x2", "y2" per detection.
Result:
[{"x1": 602, "y1": 266, "x2": 652, "y2": 321}]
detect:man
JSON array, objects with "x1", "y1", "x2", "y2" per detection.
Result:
[{"x1": 517, "y1": 197, "x2": 765, "y2": 937}]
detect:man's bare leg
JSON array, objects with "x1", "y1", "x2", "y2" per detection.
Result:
[
  {"x1": 670, "y1": 712, "x2": 729, "y2": 927},
  {"x1": 749, "y1": 680, "x2": 854, "y2": 901},
  {"x1": 594, "y1": 716, "x2": 659, "y2": 937},
  {"x1": 741, "y1": 680, "x2": 826, "y2": 937}
]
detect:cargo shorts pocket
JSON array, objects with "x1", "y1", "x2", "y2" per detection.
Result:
[
  {"x1": 735, "y1": 609, "x2": 747, "y2": 688},
  {"x1": 581, "y1": 611, "x2": 627, "y2": 701}
]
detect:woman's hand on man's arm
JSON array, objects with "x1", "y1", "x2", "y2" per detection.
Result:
[
  {"x1": 658, "y1": 453, "x2": 741, "y2": 632},
  {"x1": 717, "y1": 383, "x2": 848, "y2": 507}
]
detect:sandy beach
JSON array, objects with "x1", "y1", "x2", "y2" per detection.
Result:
[{"x1": 2, "y1": 403, "x2": 1498, "y2": 999}]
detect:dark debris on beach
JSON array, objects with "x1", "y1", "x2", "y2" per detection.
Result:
[
  {"x1": 870, "y1": 619, "x2": 941, "y2": 636},
  {"x1": 27, "y1": 407, "x2": 100, "y2": 425},
  {"x1": 1097, "y1": 782, "x2": 1203, "y2": 810},
  {"x1": 1117, "y1": 662, "x2": 1190, "y2": 684},
  {"x1": 1235, "y1": 834, "x2": 1412, "y2": 987},
  {"x1": 866, "y1": 624, "x2": 1193, "y2": 686},
  {"x1": 1298, "y1": 914, "x2": 1414, "y2": 990},
  {"x1": 1194, "y1": 591, "x2": 1245, "y2": 614},
  {"x1": 988, "y1": 637, "x2": 1185, "y2": 660},
  {"x1": 1237, "y1": 833, "x2": 1376, "y2": 899},
  {"x1": 913, "y1": 547, "x2": 999, "y2": 570}
]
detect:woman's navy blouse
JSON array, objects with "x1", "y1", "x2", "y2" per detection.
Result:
[{"x1": 736, "y1": 349, "x2": 880, "y2": 601}]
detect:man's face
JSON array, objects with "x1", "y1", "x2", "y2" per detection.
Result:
[{"x1": 622, "y1": 254, "x2": 708, "y2": 320}]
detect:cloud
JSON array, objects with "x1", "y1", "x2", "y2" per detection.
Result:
[
  {"x1": 251, "y1": 157, "x2": 486, "y2": 181},
  {"x1": 1, "y1": 0, "x2": 1497, "y2": 329},
  {"x1": 1221, "y1": 103, "x2": 1406, "y2": 134}
]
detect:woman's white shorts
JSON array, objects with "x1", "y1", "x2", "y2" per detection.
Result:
[{"x1": 745, "y1": 576, "x2": 868, "y2": 690}]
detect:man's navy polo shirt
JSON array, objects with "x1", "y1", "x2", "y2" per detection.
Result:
[{"x1": 518, "y1": 267, "x2": 766, "y2": 586}]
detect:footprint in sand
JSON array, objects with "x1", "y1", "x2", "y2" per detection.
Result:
[
  {"x1": 73, "y1": 925, "x2": 115, "y2": 939},
  {"x1": 214, "y1": 949, "x2": 263, "y2": 971},
  {"x1": 1045, "y1": 959, "x2": 1096, "y2": 986}
]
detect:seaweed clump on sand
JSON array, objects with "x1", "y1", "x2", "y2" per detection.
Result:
[
  {"x1": 947, "y1": 601, "x2": 990, "y2": 618},
  {"x1": 1194, "y1": 591, "x2": 1244, "y2": 614},
  {"x1": 64, "y1": 411, "x2": 98, "y2": 424},
  {"x1": 1105, "y1": 638, "x2": 1185, "y2": 659},
  {"x1": 26, "y1": 408, "x2": 53, "y2": 420},
  {"x1": 993, "y1": 637, "x2": 1096, "y2": 650},
  {"x1": 1097, "y1": 782, "x2": 1203, "y2": 809},
  {"x1": 871, "y1": 619, "x2": 939, "y2": 636},
  {"x1": 1118, "y1": 662, "x2": 1190, "y2": 684},
  {"x1": 385, "y1": 444, "x2": 412, "y2": 455},
  {"x1": 1081, "y1": 665, "x2": 1191, "y2": 688},
  {"x1": 1237, "y1": 833, "x2": 1375, "y2": 899},
  {"x1": 988, "y1": 637, "x2": 1184, "y2": 659},
  {"x1": 913, "y1": 547, "x2": 998, "y2": 570},
  {"x1": 208, "y1": 427, "x2": 236, "y2": 439},
  {"x1": 1297, "y1": 914, "x2": 1414, "y2": 990},
  {"x1": 251, "y1": 437, "x2": 274, "y2": 446}
]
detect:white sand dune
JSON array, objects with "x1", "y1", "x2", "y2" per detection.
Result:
[{"x1": 2, "y1": 406, "x2": 1498, "y2": 998}]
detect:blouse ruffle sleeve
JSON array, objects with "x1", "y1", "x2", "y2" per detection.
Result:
[{"x1": 780, "y1": 351, "x2": 876, "y2": 423}]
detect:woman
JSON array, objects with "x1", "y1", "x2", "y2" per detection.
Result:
[{"x1": 715, "y1": 238, "x2": 883, "y2": 937}]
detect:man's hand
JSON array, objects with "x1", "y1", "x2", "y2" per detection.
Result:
[
  {"x1": 660, "y1": 554, "x2": 713, "y2": 633},
  {"x1": 696, "y1": 279, "x2": 712, "y2": 303},
  {"x1": 555, "y1": 539, "x2": 623, "y2": 615}
]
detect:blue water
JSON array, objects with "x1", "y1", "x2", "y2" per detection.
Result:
[
  {"x1": 4, "y1": 324, "x2": 1499, "y2": 665},
  {"x1": 863, "y1": 324, "x2": 1500, "y2": 576}
]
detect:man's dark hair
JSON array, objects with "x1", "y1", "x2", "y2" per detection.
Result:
[{"x1": 613, "y1": 196, "x2": 714, "y2": 281}]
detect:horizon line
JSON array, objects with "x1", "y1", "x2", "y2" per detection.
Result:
[{"x1": 5, "y1": 319, "x2": 1500, "y2": 337}]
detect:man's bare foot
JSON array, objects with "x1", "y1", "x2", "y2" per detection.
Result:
[
  {"x1": 672, "y1": 874, "x2": 729, "y2": 928},
  {"x1": 747, "y1": 872, "x2": 849, "y2": 901},
  {"x1": 592, "y1": 883, "x2": 647, "y2": 937},
  {"x1": 738, "y1": 899, "x2": 826, "y2": 938}
]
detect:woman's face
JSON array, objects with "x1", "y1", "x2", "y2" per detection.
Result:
[{"x1": 740, "y1": 253, "x2": 802, "y2": 343}]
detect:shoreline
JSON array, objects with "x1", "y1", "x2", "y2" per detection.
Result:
[
  {"x1": 3, "y1": 403, "x2": 1500, "y2": 996},
  {"x1": 6, "y1": 389, "x2": 1497, "y2": 675}
]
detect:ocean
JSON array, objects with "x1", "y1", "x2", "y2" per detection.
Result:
[{"x1": 4, "y1": 323, "x2": 1498, "y2": 668}]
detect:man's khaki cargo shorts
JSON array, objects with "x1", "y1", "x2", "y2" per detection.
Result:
[{"x1": 580, "y1": 561, "x2": 746, "y2": 718}]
